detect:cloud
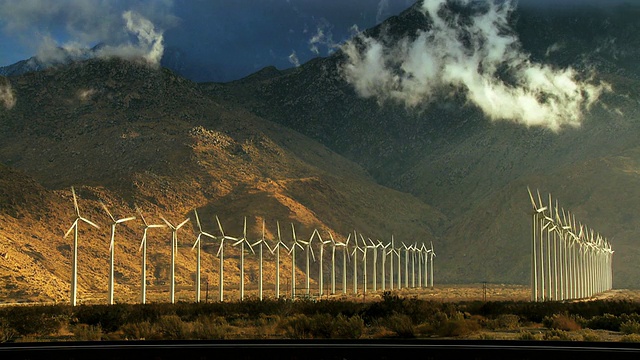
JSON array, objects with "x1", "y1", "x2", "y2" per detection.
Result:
[
  {"x1": 308, "y1": 18, "x2": 339, "y2": 56},
  {"x1": 0, "y1": 78, "x2": 16, "y2": 110},
  {"x1": 339, "y1": 0, "x2": 610, "y2": 131},
  {"x1": 288, "y1": 50, "x2": 301, "y2": 67},
  {"x1": 0, "y1": 0, "x2": 177, "y2": 67}
]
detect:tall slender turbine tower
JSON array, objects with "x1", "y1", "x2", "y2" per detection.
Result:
[
  {"x1": 65, "y1": 186, "x2": 100, "y2": 306},
  {"x1": 100, "y1": 201, "x2": 135, "y2": 305},
  {"x1": 215, "y1": 215, "x2": 238, "y2": 302},
  {"x1": 136, "y1": 206, "x2": 165, "y2": 304},
  {"x1": 192, "y1": 209, "x2": 216, "y2": 303},
  {"x1": 161, "y1": 215, "x2": 190, "y2": 304}
]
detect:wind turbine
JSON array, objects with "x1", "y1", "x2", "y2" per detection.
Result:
[
  {"x1": 341, "y1": 233, "x2": 351, "y2": 294},
  {"x1": 269, "y1": 221, "x2": 289, "y2": 299},
  {"x1": 101, "y1": 201, "x2": 136, "y2": 305},
  {"x1": 358, "y1": 234, "x2": 370, "y2": 295},
  {"x1": 429, "y1": 241, "x2": 436, "y2": 289},
  {"x1": 136, "y1": 206, "x2": 165, "y2": 304},
  {"x1": 298, "y1": 229, "x2": 316, "y2": 297},
  {"x1": 232, "y1": 217, "x2": 254, "y2": 301},
  {"x1": 401, "y1": 242, "x2": 410, "y2": 288},
  {"x1": 251, "y1": 219, "x2": 269, "y2": 301},
  {"x1": 351, "y1": 230, "x2": 361, "y2": 295},
  {"x1": 421, "y1": 243, "x2": 430, "y2": 289},
  {"x1": 65, "y1": 186, "x2": 100, "y2": 306},
  {"x1": 192, "y1": 209, "x2": 216, "y2": 303},
  {"x1": 378, "y1": 239, "x2": 390, "y2": 292},
  {"x1": 388, "y1": 235, "x2": 396, "y2": 290},
  {"x1": 161, "y1": 215, "x2": 190, "y2": 304},
  {"x1": 289, "y1": 223, "x2": 304, "y2": 299},
  {"x1": 365, "y1": 237, "x2": 378, "y2": 293},
  {"x1": 329, "y1": 232, "x2": 345, "y2": 295},
  {"x1": 215, "y1": 215, "x2": 237, "y2": 302},
  {"x1": 315, "y1": 230, "x2": 331, "y2": 297},
  {"x1": 527, "y1": 186, "x2": 547, "y2": 301}
]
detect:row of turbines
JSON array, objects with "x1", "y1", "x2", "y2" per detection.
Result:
[
  {"x1": 527, "y1": 187, "x2": 613, "y2": 302},
  {"x1": 65, "y1": 187, "x2": 437, "y2": 306}
]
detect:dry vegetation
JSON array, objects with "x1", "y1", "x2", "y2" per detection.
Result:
[{"x1": 2, "y1": 284, "x2": 640, "y2": 343}]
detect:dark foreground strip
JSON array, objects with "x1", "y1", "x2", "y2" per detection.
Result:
[{"x1": 1, "y1": 340, "x2": 640, "y2": 360}]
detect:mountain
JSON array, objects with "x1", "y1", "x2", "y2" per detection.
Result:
[
  {"x1": 201, "y1": 1, "x2": 640, "y2": 288},
  {"x1": 0, "y1": 44, "x2": 103, "y2": 78},
  {"x1": 0, "y1": 58, "x2": 443, "y2": 302}
]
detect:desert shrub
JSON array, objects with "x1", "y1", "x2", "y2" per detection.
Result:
[
  {"x1": 542, "y1": 314, "x2": 581, "y2": 331},
  {"x1": 191, "y1": 315, "x2": 230, "y2": 339},
  {"x1": 156, "y1": 315, "x2": 192, "y2": 340},
  {"x1": 0, "y1": 318, "x2": 17, "y2": 343},
  {"x1": 436, "y1": 317, "x2": 482, "y2": 337},
  {"x1": 384, "y1": 313, "x2": 415, "y2": 338},
  {"x1": 331, "y1": 314, "x2": 364, "y2": 339},
  {"x1": 579, "y1": 329, "x2": 601, "y2": 342},
  {"x1": 120, "y1": 321, "x2": 155, "y2": 340},
  {"x1": 278, "y1": 314, "x2": 312, "y2": 339},
  {"x1": 620, "y1": 333, "x2": 640, "y2": 343},
  {"x1": 620, "y1": 320, "x2": 640, "y2": 335},
  {"x1": 542, "y1": 329, "x2": 571, "y2": 341},
  {"x1": 2, "y1": 306, "x2": 68, "y2": 336},
  {"x1": 72, "y1": 324, "x2": 103, "y2": 341},
  {"x1": 486, "y1": 314, "x2": 520, "y2": 330},
  {"x1": 518, "y1": 330, "x2": 541, "y2": 340},
  {"x1": 583, "y1": 313, "x2": 622, "y2": 331},
  {"x1": 308, "y1": 313, "x2": 334, "y2": 338}
]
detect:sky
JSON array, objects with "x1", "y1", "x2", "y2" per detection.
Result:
[{"x1": 0, "y1": 0, "x2": 415, "y2": 82}]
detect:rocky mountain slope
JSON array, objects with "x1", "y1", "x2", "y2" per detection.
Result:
[
  {"x1": 202, "y1": 1, "x2": 640, "y2": 288},
  {"x1": 0, "y1": 58, "x2": 443, "y2": 303}
]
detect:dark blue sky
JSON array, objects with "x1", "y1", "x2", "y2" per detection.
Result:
[
  {"x1": 0, "y1": 0, "x2": 625, "y2": 83},
  {"x1": 0, "y1": 0, "x2": 415, "y2": 82}
]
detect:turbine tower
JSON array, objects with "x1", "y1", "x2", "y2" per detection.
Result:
[
  {"x1": 315, "y1": 230, "x2": 331, "y2": 297},
  {"x1": 329, "y1": 232, "x2": 345, "y2": 295},
  {"x1": 215, "y1": 215, "x2": 237, "y2": 302},
  {"x1": 429, "y1": 241, "x2": 436, "y2": 289},
  {"x1": 192, "y1": 209, "x2": 216, "y2": 303},
  {"x1": 232, "y1": 217, "x2": 254, "y2": 301},
  {"x1": 289, "y1": 223, "x2": 304, "y2": 299},
  {"x1": 250, "y1": 219, "x2": 269, "y2": 301},
  {"x1": 351, "y1": 230, "x2": 361, "y2": 295},
  {"x1": 270, "y1": 221, "x2": 289, "y2": 299},
  {"x1": 65, "y1": 186, "x2": 100, "y2": 307},
  {"x1": 136, "y1": 206, "x2": 165, "y2": 304},
  {"x1": 298, "y1": 230, "x2": 316, "y2": 297},
  {"x1": 161, "y1": 215, "x2": 190, "y2": 304},
  {"x1": 378, "y1": 239, "x2": 390, "y2": 292},
  {"x1": 100, "y1": 201, "x2": 136, "y2": 305},
  {"x1": 341, "y1": 233, "x2": 351, "y2": 294}
]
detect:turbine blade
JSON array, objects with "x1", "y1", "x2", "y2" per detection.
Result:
[
  {"x1": 64, "y1": 219, "x2": 78, "y2": 238},
  {"x1": 216, "y1": 240, "x2": 225, "y2": 258},
  {"x1": 100, "y1": 201, "x2": 115, "y2": 222},
  {"x1": 80, "y1": 217, "x2": 100, "y2": 229},
  {"x1": 139, "y1": 231, "x2": 147, "y2": 252},
  {"x1": 116, "y1": 216, "x2": 136, "y2": 224},
  {"x1": 192, "y1": 234, "x2": 201, "y2": 250},
  {"x1": 176, "y1": 218, "x2": 190, "y2": 229},
  {"x1": 135, "y1": 205, "x2": 148, "y2": 226},
  {"x1": 160, "y1": 216, "x2": 173, "y2": 229},
  {"x1": 216, "y1": 215, "x2": 225, "y2": 237},
  {"x1": 194, "y1": 209, "x2": 202, "y2": 231},
  {"x1": 71, "y1": 186, "x2": 80, "y2": 217}
]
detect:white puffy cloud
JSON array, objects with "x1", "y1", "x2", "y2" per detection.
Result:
[{"x1": 340, "y1": 0, "x2": 610, "y2": 131}]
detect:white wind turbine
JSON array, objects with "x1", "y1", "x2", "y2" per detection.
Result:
[
  {"x1": 358, "y1": 234, "x2": 371, "y2": 295},
  {"x1": 215, "y1": 215, "x2": 238, "y2": 302},
  {"x1": 65, "y1": 186, "x2": 100, "y2": 307},
  {"x1": 136, "y1": 206, "x2": 165, "y2": 304},
  {"x1": 401, "y1": 242, "x2": 410, "y2": 288},
  {"x1": 378, "y1": 239, "x2": 390, "y2": 292},
  {"x1": 527, "y1": 186, "x2": 547, "y2": 301},
  {"x1": 416, "y1": 242, "x2": 423, "y2": 288},
  {"x1": 192, "y1": 209, "x2": 216, "y2": 303},
  {"x1": 351, "y1": 230, "x2": 361, "y2": 295},
  {"x1": 421, "y1": 243, "x2": 430, "y2": 289},
  {"x1": 341, "y1": 233, "x2": 351, "y2": 294},
  {"x1": 429, "y1": 241, "x2": 436, "y2": 289},
  {"x1": 410, "y1": 242, "x2": 417, "y2": 288},
  {"x1": 288, "y1": 223, "x2": 304, "y2": 299},
  {"x1": 250, "y1": 219, "x2": 269, "y2": 301},
  {"x1": 315, "y1": 230, "x2": 331, "y2": 297},
  {"x1": 100, "y1": 201, "x2": 136, "y2": 305},
  {"x1": 366, "y1": 237, "x2": 379, "y2": 293},
  {"x1": 388, "y1": 235, "x2": 396, "y2": 290},
  {"x1": 232, "y1": 217, "x2": 255, "y2": 301},
  {"x1": 270, "y1": 221, "x2": 289, "y2": 299},
  {"x1": 328, "y1": 232, "x2": 346, "y2": 295},
  {"x1": 160, "y1": 215, "x2": 190, "y2": 304},
  {"x1": 298, "y1": 230, "x2": 316, "y2": 297}
]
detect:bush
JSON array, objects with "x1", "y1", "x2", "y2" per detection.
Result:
[
  {"x1": 156, "y1": 315, "x2": 192, "y2": 340},
  {"x1": 437, "y1": 318, "x2": 482, "y2": 337},
  {"x1": 580, "y1": 329, "x2": 602, "y2": 342},
  {"x1": 620, "y1": 334, "x2": 640, "y2": 343},
  {"x1": 331, "y1": 314, "x2": 364, "y2": 339},
  {"x1": 278, "y1": 314, "x2": 312, "y2": 339},
  {"x1": 583, "y1": 313, "x2": 622, "y2": 331},
  {"x1": 542, "y1": 314, "x2": 581, "y2": 331},
  {"x1": 120, "y1": 321, "x2": 155, "y2": 340},
  {"x1": 486, "y1": 314, "x2": 520, "y2": 330},
  {"x1": 384, "y1": 313, "x2": 415, "y2": 338},
  {"x1": 543, "y1": 329, "x2": 571, "y2": 341},
  {"x1": 0, "y1": 319, "x2": 17, "y2": 343},
  {"x1": 72, "y1": 324, "x2": 103, "y2": 341},
  {"x1": 191, "y1": 315, "x2": 230, "y2": 340},
  {"x1": 620, "y1": 320, "x2": 640, "y2": 335}
]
